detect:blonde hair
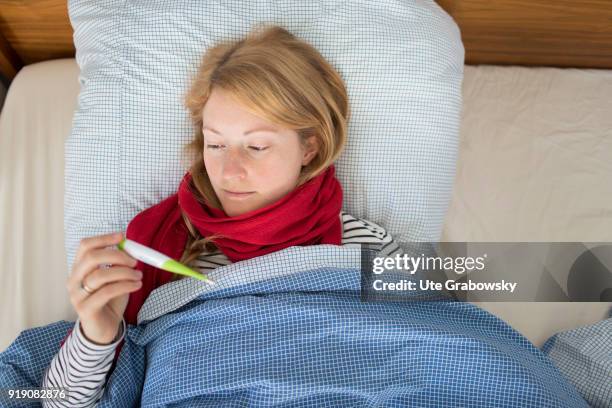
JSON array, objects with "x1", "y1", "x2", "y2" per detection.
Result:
[{"x1": 176, "y1": 24, "x2": 350, "y2": 278}]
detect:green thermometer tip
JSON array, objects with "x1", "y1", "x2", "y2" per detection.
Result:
[{"x1": 162, "y1": 259, "x2": 215, "y2": 285}]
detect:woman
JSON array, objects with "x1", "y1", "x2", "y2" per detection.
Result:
[{"x1": 42, "y1": 24, "x2": 401, "y2": 407}]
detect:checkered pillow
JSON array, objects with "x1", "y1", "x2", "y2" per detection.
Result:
[{"x1": 65, "y1": 0, "x2": 464, "y2": 269}]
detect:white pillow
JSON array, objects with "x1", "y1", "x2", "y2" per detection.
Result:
[{"x1": 65, "y1": 0, "x2": 464, "y2": 269}]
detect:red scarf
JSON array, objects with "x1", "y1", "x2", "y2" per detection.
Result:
[{"x1": 123, "y1": 164, "x2": 343, "y2": 326}]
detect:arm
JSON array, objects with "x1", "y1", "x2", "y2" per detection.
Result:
[{"x1": 41, "y1": 317, "x2": 126, "y2": 407}]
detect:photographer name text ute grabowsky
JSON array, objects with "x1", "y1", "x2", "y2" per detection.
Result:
[{"x1": 371, "y1": 278, "x2": 518, "y2": 293}]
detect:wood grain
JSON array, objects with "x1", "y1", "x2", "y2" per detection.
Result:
[
  {"x1": 1, "y1": 0, "x2": 612, "y2": 82},
  {"x1": 0, "y1": 28, "x2": 21, "y2": 84},
  {"x1": 0, "y1": 0, "x2": 74, "y2": 81},
  {"x1": 436, "y1": 0, "x2": 612, "y2": 69}
]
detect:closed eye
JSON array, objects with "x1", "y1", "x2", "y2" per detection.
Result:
[{"x1": 205, "y1": 144, "x2": 268, "y2": 152}]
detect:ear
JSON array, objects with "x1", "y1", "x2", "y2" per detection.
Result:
[{"x1": 301, "y1": 136, "x2": 319, "y2": 167}]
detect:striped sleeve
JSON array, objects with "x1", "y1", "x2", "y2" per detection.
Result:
[
  {"x1": 41, "y1": 317, "x2": 126, "y2": 407},
  {"x1": 191, "y1": 250, "x2": 231, "y2": 273},
  {"x1": 340, "y1": 212, "x2": 403, "y2": 257}
]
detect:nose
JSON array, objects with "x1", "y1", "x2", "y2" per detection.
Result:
[{"x1": 221, "y1": 147, "x2": 248, "y2": 181}]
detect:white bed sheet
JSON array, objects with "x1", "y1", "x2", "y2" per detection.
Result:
[
  {"x1": 443, "y1": 65, "x2": 612, "y2": 346},
  {"x1": 0, "y1": 60, "x2": 80, "y2": 352},
  {"x1": 0, "y1": 59, "x2": 610, "y2": 351}
]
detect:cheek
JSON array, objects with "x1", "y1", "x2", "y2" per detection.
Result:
[
  {"x1": 258, "y1": 155, "x2": 302, "y2": 187},
  {"x1": 203, "y1": 152, "x2": 221, "y2": 180}
]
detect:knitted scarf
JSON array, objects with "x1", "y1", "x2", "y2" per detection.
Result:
[{"x1": 123, "y1": 164, "x2": 343, "y2": 325}]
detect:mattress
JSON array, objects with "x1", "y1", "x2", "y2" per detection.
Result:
[
  {"x1": 443, "y1": 64, "x2": 612, "y2": 346},
  {"x1": 0, "y1": 59, "x2": 610, "y2": 351}
]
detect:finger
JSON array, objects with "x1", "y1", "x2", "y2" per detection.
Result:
[
  {"x1": 74, "y1": 232, "x2": 125, "y2": 266},
  {"x1": 70, "y1": 266, "x2": 142, "y2": 302},
  {"x1": 77, "y1": 280, "x2": 143, "y2": 316},
  {"x1": 70, "y1": 246, "x2": 135, "y2": 289},
  {"x1": 86, "y1": 266, "x2": 142, "y2": 293},
  {"x1": 72, "y1": 246, "x2": 139, "y2": 285}
]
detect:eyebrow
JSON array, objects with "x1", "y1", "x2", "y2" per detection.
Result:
[{"x1": 202, "y1": 126, "x2": 278, "y2": 136}]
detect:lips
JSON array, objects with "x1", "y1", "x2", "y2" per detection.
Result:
[
  {"x1": 223, "y1": 189, "x2": 255, "y2": 199},
  {"x1": 224, "y1": 190, "x2": 253, "y2": 194}
]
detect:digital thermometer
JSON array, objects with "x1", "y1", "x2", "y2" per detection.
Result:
[{"x1": 117, "y1": 238, "x2": 215, "y2": 285}]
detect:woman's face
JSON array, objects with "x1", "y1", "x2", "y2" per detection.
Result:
[{"x1": 201, "y1": 88, "x2": 318, "y2": 217}]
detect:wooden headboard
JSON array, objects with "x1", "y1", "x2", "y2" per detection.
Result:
[{"x1": 1, "y1": 0, "x2": 612, "y2": 84}]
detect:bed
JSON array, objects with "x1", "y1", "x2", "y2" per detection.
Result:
[
  {"x1": 2, "y1": 58, "x2": 611, "y2": 351},
  {"x1": 0, "y1": 0, "x2": 611, "y2": 406}
]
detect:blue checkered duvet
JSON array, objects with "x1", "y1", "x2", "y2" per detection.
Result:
[
  {"x1": 542, "y1": 311, "x2": 612, "y2": 408},
  {"x1": 0, "y1": 250, "x2": 588, "y2": 407}
]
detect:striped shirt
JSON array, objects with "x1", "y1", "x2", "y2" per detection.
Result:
[{"x1": 41, "y1": 212, "x2": 402, "y2": 407}]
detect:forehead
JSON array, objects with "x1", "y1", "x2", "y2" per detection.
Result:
[
  {"x1": 202, "y1": 89, "x2": 274, "y2": 127},
  {"x1": 199, "y1": 89, "x2": 308, "y2": 143},
  {"x1": 202, "y1": 125, "x2": 280, "y2": 137}
]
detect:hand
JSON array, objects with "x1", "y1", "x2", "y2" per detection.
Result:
[{"x1": 66, "y1": 232, "x2": 143, "y2": 345}]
